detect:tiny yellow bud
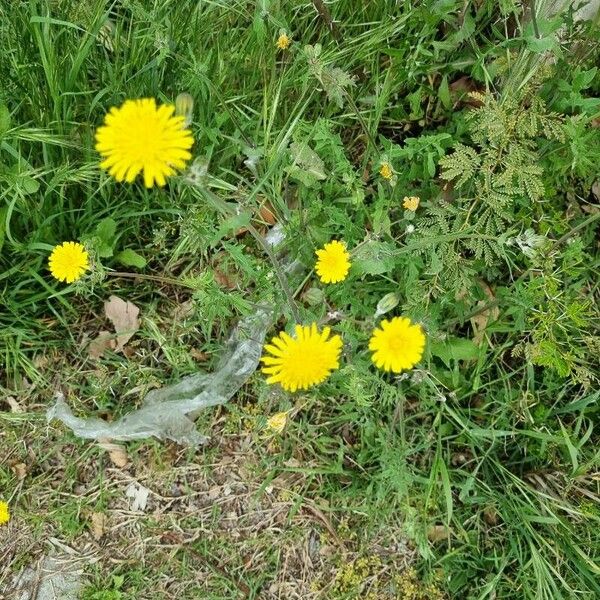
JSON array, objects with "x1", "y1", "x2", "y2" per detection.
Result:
[
  {"x1": 379, "y1": 162, "x2": 393, "y2": 180},
  {"x1": 375, "y1": 292, "x2": 400, "y2": 317},
  {"x1": 266, "y1": 411, "x2": 288, "y2": 434},
  {"x1": 403, "y1": 196, "x2": 420, "y2": 211},
  {"x1": 276, "y1": 32, "x2": 291, "y2": 50}
]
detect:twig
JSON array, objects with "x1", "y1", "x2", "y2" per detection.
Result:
[
  {"x1": 312, "y1": 0, "x2": 341, "y2": 41},
  {"x1": 106, "y1": 271, "x2": 197, "y2": 289}
]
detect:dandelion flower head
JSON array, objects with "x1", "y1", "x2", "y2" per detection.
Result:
[
  {"x1": 379, "y1": 162, "x2": 393, "y2": 180},
  {"x1": 369, "y1": 316, "x2": 425, "y2": 373},
  {"x1": 0, "y1": 501, "x2": 9, "y2": 525},
  {"x1": 262, "y1": 323, "x2": 342, "y2": 392},
  {"x1": 276, "y1": 32, "x2": 291, "y2": 50},
  {"x1": 315, "y1": 240, "x2": 351, "y2": 284},
  {"x1": 48, "y1": 242, "x2": 89, "y2": 284},
  {"x1": 403, "y1": 196, "x2": 420, "y2": 211},
  {"x1": 95, "y1": 98, "x2": 193, "y2": 188}
]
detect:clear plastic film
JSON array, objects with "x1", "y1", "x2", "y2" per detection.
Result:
[
  {"x1": 47, "y1": 226, "x2": 293, "y2": 446},
  {"x1": 47, "y1": 305, "x2": 273, "y2": 446}
]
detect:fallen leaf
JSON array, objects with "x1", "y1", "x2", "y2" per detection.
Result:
[
  {"x1": 6, "y1": 396, "x2": 24, "y2": 413},
  {"x1": 87, "y1": 331, "x2": 116, "y2": 359},
  {"x1": 98, "y1": 440, "x2": 129, "y2": 468},
  {"x1": 125, "y1": 482, "x2": 150, "y2": 511},
  {"x1": 190, "y1": 348, "x2": 210, "y2": 362},
  {"x1": 90, "y1": 512, "x2": 106, "y2": 540},
  {"x1": 471, "y1": 281, "x2": 499, "y2": 346},
  {"x1": 104, "y1": 295, "x2": 140, "y2": 351},
  {"x1": 259, "y1": 202, "x2": 277, "y2": 225},
  {"x1": 212, "y1": 254, "x2": 239, "y2": 290},
  {"x1": 427, "y1": 524, "x2": 450, "y2": 542},
  {"x1": 12, "y1": 462, "x2": 27, "y2": 480}
]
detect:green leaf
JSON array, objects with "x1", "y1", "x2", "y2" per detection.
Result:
[
  {"x1": 353, "y1": 241, "x2": 396, "y2": 276},
  {"x1": 95, "y1": 217, "x2": 117, "y2": 257},
  {"x1": 19, "y1": 176, "x2": 40, "y2": 195},
  {"x1": 115, "y1": 249, "x2": 146, "y2": 269},
  {"x1": 438, "y1": 75, "x2": 451, "y2": 110},
  {"x1": 0, "y1": 103, "x2": 10, "y2": 136},
  {"x1": 287, "y1": 141, "x2": 326, "y2": 185},
  {"x1": 211, "y1": 212, "x2": 252, "y2": 246},
  {"x1": 430, "y1": 337, "x2": 479, "y2": 367},
  {"x1": 0, "y1": 206, "x2": 7, "y2": 254}
]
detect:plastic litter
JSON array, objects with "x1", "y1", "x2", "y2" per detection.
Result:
[
  {"x1": 47, "y1": 225, "x2": 296, "y2": 446},
  {"x1": 47, "y1": 304, "x2": 273, "y2": 446}
]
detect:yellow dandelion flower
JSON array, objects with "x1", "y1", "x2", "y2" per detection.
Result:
[
  {"x1": 369, "y1": 316, "x2": 425, "y2": 373},
  {"x1": 379, "y1": 162, "x2": 393, "y2": 180},
  {"x1": 95, "y1": 98, "x2": 193, "y2": 188},
  {"x1": 315, "y1": 240, "x2": 351, "y2": 284},
  {"x1": 403, "y1": 196, "x2": 420, "y2": 211},
  {"x1": 276, "y1": 32, "x2": 291, "y2": 50},
  {"x1": 266, "y1": 411, "x2": 288, "y2": 434},
  {"x1": 261, "y1": 323, "x2": 342, "y2": 392},
  {"x1": 48, "y1": 241, "x2": 89, "y2": 284},
  {"x1": 0, "y1": 501, "x2": 9, "y2": 525}
]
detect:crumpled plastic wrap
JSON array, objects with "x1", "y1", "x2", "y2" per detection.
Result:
[
  {"x1": 48, "y1": 304, "x2": 273, "y2": 446},
  {"x1": 48, "y1": 225, "x2": 295, "y2": 446}
]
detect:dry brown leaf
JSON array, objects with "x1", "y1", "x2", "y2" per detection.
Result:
[
  {"x1": 90, "y1": 512, "x2": 106, "y2": 540},
  {"x1": 190, "y1": 348, "x2": 210, "y2": 362},
  {"x1": 471, "y1": 281, "x2": 499, "y2": 346},
  {"x1": 98, "y1": 440, "x2": 129, "y2": 468},
  {"x1": 12, "y1": 462, "x2": 27, "y2": 480},
  {"x1": 104, "y1": 295, "x2": 140, "y2": 351},
  {"x1": 6, "y1": 396, "x2": 24, "y2": 413},
  {"x1": 427, "y1": 524, "x2": 450, "y2": 542},
  {"x1": 259, "y1": 202, "x2": 277, "y2": 225},
  {"x1": 88, "y1": 331, "x2": 116, "y2": 359}
]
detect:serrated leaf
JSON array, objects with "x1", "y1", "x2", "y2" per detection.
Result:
[
  {"x1": 353, "y1": 241, "x2": 396, "y2": 276},
  {"x1": 430, "y1": 337, "x2": 479, "y2": 368},
  {"x1": 95, "y1": 217, "x2": 117, "y2": 257},
  {"x1": 115, "y1": 249, "x2": 146, "y2": 269},
  {"x1": 96, "y1": 217, "x2": 116, "y2": 243}
]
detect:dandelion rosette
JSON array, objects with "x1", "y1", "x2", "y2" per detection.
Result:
[
  {"x1": 261, "y1": 323, "x2": 342, "y2": 392},
  {"x1": 369, "y1": 316, "x2": 425, "y2": 373},
  {"x1": 95, "y1": 98, "x2": 193, "y2": 188},
  {"x1": 315, "y1": 240, "x2": 351, "y2": 284},
  {"x1": 48, "y1": 242, "x2": 89, "y2": 284}
]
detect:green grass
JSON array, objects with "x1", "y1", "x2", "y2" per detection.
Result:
[{"x1": 1, "y1": 0, "x2": 600, "y2": 598}]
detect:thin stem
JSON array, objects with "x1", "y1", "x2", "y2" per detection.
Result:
[
  {"x1": 191, "y1": 183, "x2": 301, "y2": 323},
  {"x1": 529, "y1": 0, "x2": 541, "y2": 39}
]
